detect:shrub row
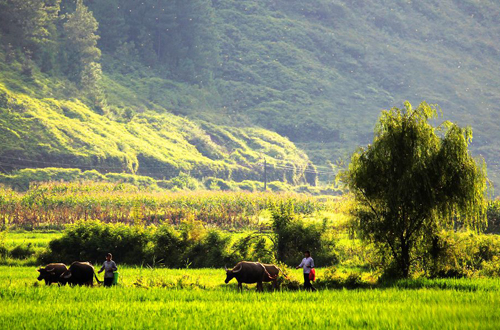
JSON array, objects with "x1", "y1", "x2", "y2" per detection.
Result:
[{"x1": 39, "y1": 218, "x2": 338, "y2": 268}]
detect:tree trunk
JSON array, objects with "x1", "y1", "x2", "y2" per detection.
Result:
[{"x1": 400, "y1": 241, "x2": 410, "y2": 278}]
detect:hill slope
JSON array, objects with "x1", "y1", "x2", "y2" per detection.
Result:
[
  {"x1": 208, "y1": 0, "x2": 500, "y2": 183},
  {"x1": 0, "y1": 57, "x2": 315, "y2": 186},
  {"x1": 0, "y1": 0, "x2": 499, "y2": 189},
  {"x1": 94, "y1": 0, "x2": 500, "y2": 188}
]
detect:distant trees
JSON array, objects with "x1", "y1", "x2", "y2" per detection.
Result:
[
  {"x1": 0, "y1": 0, "x2": 60, "y2": 48},
  {"x1": 62, "y1": 0, "x2": 103, "y2": 108},
  {"x1": 0, "y1": 0, "x2": 103, "y2": 103},
  {"x1": 172, "y1": 0, "x2": 220, "y2": 83},
  {"x1": 62, "y1": 0, "x2": 100, "y2": 82},
  {"x1": 340, "y1": 101, "x2": 488, "y2": 278},
  {"x1": 1, "y1": 0, "x2": 221, "y2": 87},
  {"x1": 87, "y1": 0, "x2": 220, "y2": 84},
  {"x1": 0, "y1": 0, "x2": 60, "y2": 71}
]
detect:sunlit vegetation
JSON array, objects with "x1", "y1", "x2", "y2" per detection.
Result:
[
  {"x1": 0, "y1": 182, "x2": 343, "y2": 229},
  {"x1": 1, "y1": 1, "x2": 500, "y2": 188},
  {"x1": 1, "y1": 266, "x2": 500, "y2": 329}
]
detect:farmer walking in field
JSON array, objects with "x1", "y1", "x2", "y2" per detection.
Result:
[
  {"x1": 98, "y1": 253, "x2": 118, "y2": 287},
  {"x1": 296, "y1": 250, "x2": 316, "y2": 291}
]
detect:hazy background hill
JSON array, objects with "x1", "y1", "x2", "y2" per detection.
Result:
[{"x1": 0, "y1": 0, "x2": 499, "y2": 191}]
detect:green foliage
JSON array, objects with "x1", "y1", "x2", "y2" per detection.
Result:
[
  {"x1": 315, "y1": 267, "x2": 367, "y2": 289},
  {"x1": 61, "y1": 0, "x2": 103, "y2": 107},
  {"x1": 486, "y1": 200, "x2": 500, "y2": 233},
  {"x1": 162, "y1": 172, "x2": 201, "y2": 191},
  {"x1": 151, "y1": 224, "x2": 183, "y2": 266},
  {"x1": 203, "y1": 177, "x2": 235, "y2": 191},
  {"x1": 0, "y1": 229, "x2": 7, "y2": 258},
  {"x1": 42, "y1": 220, "x2": 150, "y2": 264},
  {"x1": 0, "y1": 182, "x2": 336, "y2": 229},
  {"x1": 183, "y1": 230, "x2": 233, "y2": 268},
  {"x1": 40, "y1": 221, "x2": 271, "y2": 267},
  {"x1": 341, "y1": 101, "x2": 488, "y2": 278},
  {"x1": 230, "y1": 233, "x2": 273, "y2": 263},
  {"x1": 270, "y1": 201, "x2": 337, "y2": 266},
  {"x1": 0, "y1": 78, "x2": 316, "y2": 186},
  {"x1": 419, "y1": 231, "x2": 500, "y2": 278},
  {"x1": 8, "y1": 243, "x2": 35, "y2": 259},
  {"x1": 2, "y1": 0, "x2": 500, "y2": 191},
  {"x1": 0, "y1": 0, "x2": 60, "y2": 51}
]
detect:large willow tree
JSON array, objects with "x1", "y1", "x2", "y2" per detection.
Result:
[{"x1": 341, "y1": 101, "x2": 488, "y2": 278}]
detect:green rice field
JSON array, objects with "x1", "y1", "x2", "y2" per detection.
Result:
[{"x1": 1, "y1": 265, "x2": 499, "y2": 329}]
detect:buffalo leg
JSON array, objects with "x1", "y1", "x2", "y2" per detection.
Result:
[{"x1": 238, "y1": 282, "x2": 242, "y2": 292}]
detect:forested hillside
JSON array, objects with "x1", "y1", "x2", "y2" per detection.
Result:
[{"x1": 1, "y1": 0, "x2": 499, "y2": 189}]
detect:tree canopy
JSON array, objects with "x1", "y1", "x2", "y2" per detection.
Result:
[{"x1": 340, "y1": 101, "x2": 488, "y2": 277}]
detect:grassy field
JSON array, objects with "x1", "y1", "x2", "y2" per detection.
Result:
[
  {"x1": 1, "y1": 266, "x2": 499, "y2": 329},
  {"x1": 4, "y1": 231, "x2": 61, "y2": 249},
  {"x1": 1, "y1": 191, "x2": 499, "y2": 329}
]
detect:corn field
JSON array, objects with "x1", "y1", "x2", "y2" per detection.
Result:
[{"x1": 0, "y1": 182, "x2": 343, "y2": 229}]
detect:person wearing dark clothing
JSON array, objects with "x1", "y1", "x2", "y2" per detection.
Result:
[
  {"x1": 296, "y1": 250, "x2": 316, "y2": 291},
  {"x1": 98, "y1": 253, "x2": 117, "y2": 287}
]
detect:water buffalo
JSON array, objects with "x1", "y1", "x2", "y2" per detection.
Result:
[
  {"x1": 37, "y1": 263, "x2": 68, "y2": 285},
  {"x1": 225, "y1": 261, "x2": 282, "y2": 292},
  {"x1": 60, "y1": 261, "x2": 101, "y2": 286}
]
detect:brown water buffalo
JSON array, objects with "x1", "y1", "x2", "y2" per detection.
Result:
[
  {"x1": 224, "y1": 261, "x2": 282, "y2": 292},
  {"x1": 37, "y1": 263, "x2": 68, "y2": 285},
  {"x1": 60, "y1": 261, "x2": 101, "y2": 286}
]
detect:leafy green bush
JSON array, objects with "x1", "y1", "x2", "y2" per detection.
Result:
[
  {"x1": 0, "y1": 246, "x2": 7, "y2": 259},
  {"x1": 315, "y1": 267, "x2": 367, "y2": 289},
  {"x1": 9, "y1": 243, "x2": 35, "y2": 259},
  {"x1": 151, "y1": 224, "x2": 183, "y2": 267},
  {"x1": 236, "y1": 180, "x2": 263, "y2": 192},
  {"x1": 40, "y1": 220, "x2": 271, "y2": 268},
  {"x1": 420, "y1": 232, "x2": 500, "y2": 278},
  {"x1": 41, "y1": 221, "x2": 150, "y2": 265},
  {"x1": 203, "y1": 177, "x2": 236, "y2": 191},
  {"x1": 275, "y1": 263, "x2": 302, "y2": 290},
  {"x1": 230, "y1": 234, "x2": 273, "y2": 264},
  {"x1": 486, "y1": 200, "x2": 500, "y2": 233},
  {"x1": 161, "y1": 173, "x2": 201, "y2": 191},
  {"x1": 0, "y1": 241, "x2": 7, "y2": 259},
  {"x1": 267, "y1": 181, "x2": 290, "y2": 192},
  {"x1": 270, "y1": 201, "x2": 337, "y2": 266},
  {"x1": 0, "y1": 230, "x2": 9, "y2": 258},
  {"x1": 184, "y1": 230, "x2": 235, "y2": 268}
]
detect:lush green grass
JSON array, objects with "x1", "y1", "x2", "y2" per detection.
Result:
[
  {"x1": 3, "y1": 231, "x2": 61, "y2": 249},
  {"x1": 1, "y1": 266, "x2": 499, "y2": 329}
]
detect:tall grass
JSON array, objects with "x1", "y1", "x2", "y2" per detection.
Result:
[{"x1": 0, "y1": 182, "x2": 343, "y2": 229}]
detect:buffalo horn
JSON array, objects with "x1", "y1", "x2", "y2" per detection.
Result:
[
  {"x1": 62, "y1": 272, "x2": 72, "y2": 279},
  {"x1": 45, "y1": 267, "x2": 54, "y2": 272},
  {"x1": 232, "y1": 264, "x2": 243, "y2": 273}
]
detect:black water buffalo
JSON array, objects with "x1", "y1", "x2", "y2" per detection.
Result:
[
  {"x1": 225, "y1": 261, "x2": 282, "y2": 292},
  {"x1": 37, "y1": 263, "x2": 68, "y2": 285},
  {"x1": 60, "y1": 261, "x2": 101, "y2": 286}
]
